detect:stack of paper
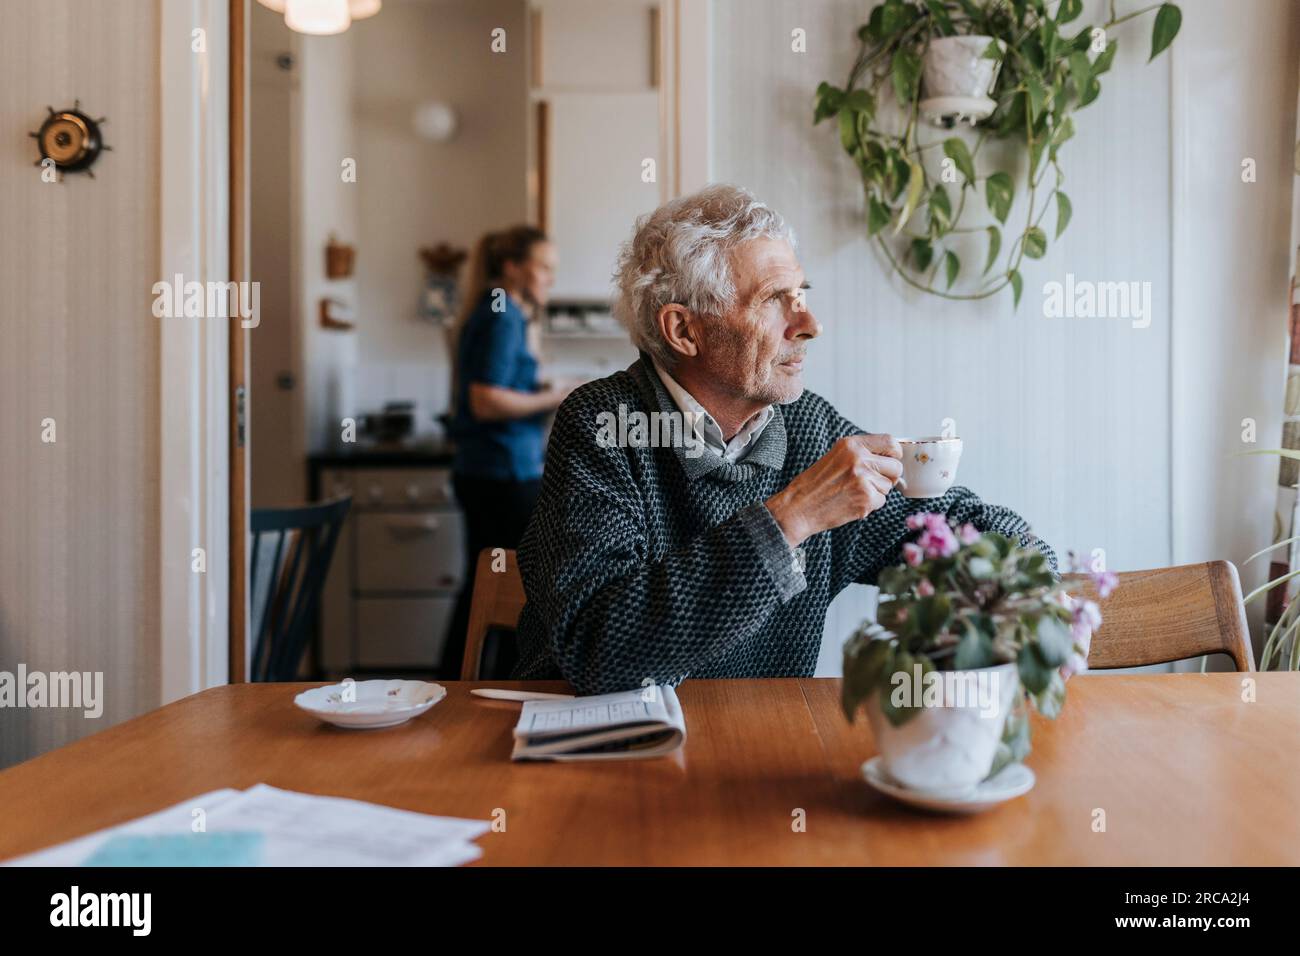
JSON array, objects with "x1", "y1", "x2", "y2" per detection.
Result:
[
  {"x1": 6, "y1": 784, "x2": 490, "y2": 867},
  {"x1": 512, "y1": 684, "x2": 686, "y2": 760}
]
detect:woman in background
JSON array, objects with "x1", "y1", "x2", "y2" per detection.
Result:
[{"x1": 442, "y1": 226, "x2": 575, "y2": 677}]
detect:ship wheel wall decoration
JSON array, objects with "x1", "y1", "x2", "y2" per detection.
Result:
[{"x1": 29, "y1": 100, "x2": 111, "y2": 180}]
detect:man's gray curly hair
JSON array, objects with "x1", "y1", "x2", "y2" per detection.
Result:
[{"x1": 612, "y1": 183, "x2": 796, "y2": 370}]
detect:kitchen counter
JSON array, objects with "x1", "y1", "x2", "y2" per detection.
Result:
[{"x1": 308, "y1": 437, "x2": 455, "y2": 473}]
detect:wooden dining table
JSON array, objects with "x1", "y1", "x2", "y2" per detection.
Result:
[{"x1": 0, "y1": 673, "x2": 1295, "y2": 865}]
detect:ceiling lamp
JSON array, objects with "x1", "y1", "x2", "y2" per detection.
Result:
[{"x1": 256, "y1": 0, "x2": 381, "y2": 35}]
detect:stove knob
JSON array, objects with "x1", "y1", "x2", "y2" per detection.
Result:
[
  {"x1": 406, "y1": 483, "x2": 421, "y2": 502},
  {"x1": 367, "y1": 483, "x2": 384, "y2": 503}
]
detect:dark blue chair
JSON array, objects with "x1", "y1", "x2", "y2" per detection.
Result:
[{"x1": 249, "y1": 495, "x2": 352, "y2": 681}]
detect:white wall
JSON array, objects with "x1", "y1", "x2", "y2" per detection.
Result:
[
  {"x1": 298, "y1": 26, "x2": 360, "y2": 453},
  {"x1": 0, "y1": 0, "x2": 161, "y2": 766},
  {"x1": 709, "y1": 0, "x2": 1298, "y2": 672},
  {"x1": 352, "y1": 0, "x2": 529, "y2": 429}
]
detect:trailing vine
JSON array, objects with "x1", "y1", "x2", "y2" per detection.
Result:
[{"x1": 814, "y1": 0, "x2": 1182, "y2": 306}]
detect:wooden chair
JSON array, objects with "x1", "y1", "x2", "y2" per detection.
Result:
[
  {"x1": 461, "y1": 548, "x2": 527, "y2": 680},
  {"x1": 1063, "y1": 560, "x2": 1254, "y2": 672},
  {"x1": 249, "y1": 495, "x2": 352, "y2": 681}
]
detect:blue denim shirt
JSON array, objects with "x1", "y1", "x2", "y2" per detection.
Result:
[{"x1": 451, "y1": 291, "x2": 545, "y2": 481}]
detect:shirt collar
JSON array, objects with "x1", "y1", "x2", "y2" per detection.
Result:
[{"x1": 651, "y1": 360, "x2": 775, "y2": 464}]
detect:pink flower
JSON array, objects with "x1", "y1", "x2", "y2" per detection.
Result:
[
  {"x1": 959, "y1": 523, "x2": 980, "y2": 545},
  {"x1": 918, "y1": 521, "x2": 958, "y2": 559},
  {"x1": 1092, "y1": 570, "x2": 1119, "y2": 599},
  {"x1": 1061, "y1": 652, "x2": 1089, "y2": 680},
  {"x1": 906, "y1": 514, "x2": 927, "y2": 531},
  {"x1": 1067, "y1": 552, "x2": 1119, "y2": 600},
  {"x1": 1070, "y1": 598, "x2": 1100, "y2": 651},
  {"x1": 902, "y1": 542, "x2": 924, "y2": 567},
  {"x1": 915, "y1": 578, "x2": 935, "y2": 597}
]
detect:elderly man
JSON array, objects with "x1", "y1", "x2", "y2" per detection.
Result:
[{"x1": 512, "y1": 184, "x2": 1057, "y2": 695}]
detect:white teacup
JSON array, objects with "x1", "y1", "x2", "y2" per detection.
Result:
[{"x1": 896, "y1": 437, "x2": 962, "y2": 498}]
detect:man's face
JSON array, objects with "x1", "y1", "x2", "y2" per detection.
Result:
[{"x1": 695, "y1": 237, "x2": 818, "y2": 406}]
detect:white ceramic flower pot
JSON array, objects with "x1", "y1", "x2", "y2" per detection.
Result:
[
  {"x1": 920, "y1": 35, "x2": 1004, "y2": 126},
  {"x1": 865, "y1": 661, "x2": 1019, "y2": 796}
]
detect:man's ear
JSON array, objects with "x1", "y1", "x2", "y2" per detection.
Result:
[{"x1": 655, "y1": 303, "x2": 700, "y2": 361}]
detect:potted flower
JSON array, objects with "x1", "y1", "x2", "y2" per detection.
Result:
[{"x1": 842, "y1": 512, "x2": 1115, "y2": 795}]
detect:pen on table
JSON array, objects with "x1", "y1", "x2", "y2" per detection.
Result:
[{"x1": 469, "y1": 688, "x2": 575, "y2": 702}]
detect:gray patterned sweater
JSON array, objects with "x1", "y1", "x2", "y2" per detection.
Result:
[{"x1": 512, "y1": 354, "x2": 1058, "y2": 695}]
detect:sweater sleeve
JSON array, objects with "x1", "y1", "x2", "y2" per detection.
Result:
[
  {"x1": 514, "y1": 389, "x2": 806, "y2": 696},
  {"x1": 844, "y1": 485, "x2": 1061, "y2": 588},
  {"x1": 814, "y1": 404, "x2": 1060, "y2": 587}
]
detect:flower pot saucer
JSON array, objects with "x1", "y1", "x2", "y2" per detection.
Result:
[{"x1": 861, "y1": 757, "x2": 1034, "y2": 814}]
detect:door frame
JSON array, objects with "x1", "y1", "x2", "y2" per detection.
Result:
[
  {"x1": 216, "y1": 0, "x2": 710, "y2": 686},
  {"x1": 158, "y1": 0, "x2": 240, "y2": 699}
]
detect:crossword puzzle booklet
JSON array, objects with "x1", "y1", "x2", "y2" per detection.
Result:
[{"x1": 510, "y1": 685, "x2": 686, "y2": 761}]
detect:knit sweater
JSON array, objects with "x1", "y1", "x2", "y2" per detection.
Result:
[{"x1": 512, "y1": 354, "x2": 1059, "y2": 695}]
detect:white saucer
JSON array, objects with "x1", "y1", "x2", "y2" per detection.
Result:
[
  {"x1": 861, "y1": 757, "x2": 1035, "y2": 814},
  {"x1": 294, "y1": 680, "x2": 446, "y2": 729}
]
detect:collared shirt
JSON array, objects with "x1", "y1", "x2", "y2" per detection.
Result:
[{"x1": 652, "y1": 360, "x2": 775, "y2": 464}]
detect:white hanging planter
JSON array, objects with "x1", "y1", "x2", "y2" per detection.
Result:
[
  {"x1": 864, "y1": 661, "x2": 1020, "y2": 796},
  {"x1": 919, "y1": 35, "x2": 1005, "y2": 128}
]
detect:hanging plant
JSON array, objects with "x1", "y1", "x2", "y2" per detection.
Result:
[{"x1": 814, "y1": 0, "x2": 1182, "y2": 306}]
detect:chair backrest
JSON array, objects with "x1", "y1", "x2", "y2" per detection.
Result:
[
  {"x1": 1063, "y1": 560, "x2": 1254, "y2": 672},
  {"x1": 462, "y1": 548, "x2": 527, "y2": 680},
  {"x1": 249, "y1": 495, "x2": 352, "y2": 682}
]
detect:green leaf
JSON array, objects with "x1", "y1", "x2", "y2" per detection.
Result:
[
  {"x1": 983, "y1": 226, "x2": 1001, "y2": 275},
  {"x1": 878, "y1": 0, "x2": 917, "y2": 39},
  {"x1": 1025, "y1": 73, "x2": 1046, "y2": 123},
  {"x1": 813, "y1": 82, "x2": 845, "y2": 124},
  {"x1": 1051, "y1": 114, "x2": 1075, "y2": 149},
  {"x1": 1029, "y1": 135, "x2": 1048, "y2": 179},
  {"x1": 980, "y1": 38, "x2": 1002, "y2": 60},
  {"x1": 943, "y1": 250, "x2": 960, "y2": 289},
  {"x1": 1034, "y1": 670, "x2": 1067, "y2": 719},
  {"x1": 968, "y1": 556, "x2": 996, "y2": 580},
  {"x1": 910, "y1": 237, "x2": 934, "y2": 273},
  {"x1": 942, "y1": 137, "x2": 976, "y2": 184},
  {"x1": 867, "y1": 195, "x2": 892, "y2": 236},
  {"x1": 914, "y1": 594, "x2": 952, "y2": 637},
  {"x1": 928, "y1": 184, "x2": 952, "y2": 233},
  {"x1": 839, "y1": 108, "x2": 860, "y2": 153},
  {"x1": 876, "y1": 566, "x2": 910, "y2": 597},
  {"x1": 1018, "y1": 641, "x2": 1053, "y2": 694},
  {"x1": 1022, "y1": 226, "x2": 1047, "y2": 259},
  {"x1": 1093, "y1": 37, "x2": 1118, "y2": 75},
  {"x1": 1040, "y1": 16, "x2": 1059, "y2": 66},
  {"x1": 923, "y1": 0, "x2": 955, "y2": 36},
  {"x1": 1079, "y1": 75, "x2": 1101, "y2": 107},
  {"x1": 1068, "y1": 52, "x2": 1092, "y2": 102},
  {"x1": 988, "y1": 704, "x2": 1031, "y2": 778},
  {"x1": 993, "y1": 90, "x2": 1027, "y2": 138},
  {"x1": 894, "y1": 158, "x2": 925, "y2": 233},
  {"x1": 841, "y1": 636, "x2": 894, "y2": 721},
  {"x1": 1008, "y1": 269, "x2": 1023, "y2": 308},
  {"x1": 985, "y1": 171, "x2": 1014, "y2": 224},
  {"x1": 843, "y1": 88, "x2": 875, "y2": 116},
  {"x1": 1055, "y1": 191, "x2": 1072, "y2": 238},
  {"x1": 1150, "y1": 3, "x2": 1181, "y2": 61},
  {"x1": 954, "y1": 622, "x2": 995, "y2": 670},
  {"x1": 880, "y1": 650, "x2": 935, "y2": 726},
  {"x1": 891, "y1": 48, "x2": 922, "y2": 106},
  {"x1": 1056, "y1": 0, "x2": 1082, "y2": 23},
  {"x1": 1034, "y1": 614, "x2": 1073, "y2": 667}
]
